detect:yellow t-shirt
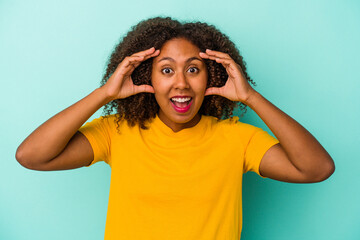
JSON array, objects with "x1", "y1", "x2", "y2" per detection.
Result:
[{"x1": 79, "y1": 114, "x2": 278, "y2": 240}]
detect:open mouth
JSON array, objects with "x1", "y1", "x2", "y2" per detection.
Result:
[{"x1": 170, "y1": 97, "x2": 193, "y2": 113}]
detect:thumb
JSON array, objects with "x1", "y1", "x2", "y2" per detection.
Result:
[
  {"x1": 205, "y1": 87, "x2": 223, "y2": 97},
  {"x1": 133, "y1": 84, "x2": 155, "y2": 95}
]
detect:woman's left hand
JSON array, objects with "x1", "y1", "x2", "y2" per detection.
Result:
[{"x1": 199, "y1": 49, "x2": 255, "y2": 103}]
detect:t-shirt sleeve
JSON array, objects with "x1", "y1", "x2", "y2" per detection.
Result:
[
  {"x1": 78, "y1": 116, "x2": 112, "y2": 167},
  {"x1": 242, "y1": 125, "x2": 279, "y2": 178}
]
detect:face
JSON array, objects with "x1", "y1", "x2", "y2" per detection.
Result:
[{"x1": 151, "y1": 38, "x2": 208, "y2": 132}]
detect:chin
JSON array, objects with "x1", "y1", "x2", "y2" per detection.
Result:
[
  {"x1": 170, "y1": 112, "x2": 197, "y2": 122},
  {"x1": 160, "y1": 106, "x2": 200, "y2": 125}
]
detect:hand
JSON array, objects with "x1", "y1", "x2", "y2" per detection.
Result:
[
  {"x1": 199, "y1": 49, "x2": 256, "y2": 103},
  {"x1": 102, "y1": 47, "x2": 160, "y2": 101}
]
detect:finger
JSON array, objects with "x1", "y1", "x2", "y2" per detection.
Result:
[
  {"x1": 199, "y1": 52, "x2": 223, "y2": 63},
  {"x1": 205, "y1": 49, "x2": 232, "y2": 59},
  {"x1": 200, "y1": 52, "x2": 229, "y2": 64},
  {"x1": 204, "y1": 87, "x2": 223, "y2": 96},
  {"x1": 132, "y1": 47, "x2": 156, "y2": 58},
  {"x1": 123, "y1": 55, "x2": 145, "y2": 69},
  {"x1": 142, "y1": 49, "x2": 160, "y2": 61},
  {"x1": 120, "y1": 49, "x2": 160, "y2": 76},
  {"x1": 214, "y1": 57, "x2": 235, "y2": 70},
  {"x1": 130, "y1": 50, "x2": 159, "y2": 68},
  {"x1": 200, "y1": 52, "x2": 235, "y2": 72},
  {"x1": 132, "y1": 47, "x2": 159, "y2": 60},
  {"x1": 151, "y1": 49, "x2": 160, "y2": 57},
  {"x1": 130, "y1": 49, "x2": 160, "y2": 66},
  {"x1": 133, "y1": 84, "x2": 155, "y2": 94},
  {"x1": 199, "y1": 52, "x2": 210, "y2": 59}
]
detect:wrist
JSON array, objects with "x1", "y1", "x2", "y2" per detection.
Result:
[
  {"x1": 243, "y1": 89, "x2": 260, "y2": 106},
  {"x1": 95, "y1": 86, "x2": 115, "y2": 105}
]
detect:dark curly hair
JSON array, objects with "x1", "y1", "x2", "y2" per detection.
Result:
[{"x1": 101, "y1": 16, "x2": 255, "y2": 130}]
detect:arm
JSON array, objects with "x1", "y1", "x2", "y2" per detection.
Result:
[
  {"x1": 200, "y1": 49, "x2": 335, "y2": 183},
  {"x1": 16, "y1": 47, "x2": 160, "y2": 171},
  {"x1": 245, "y1": 91, "x2": 334, "y2": 183},
  {"x1": 15, "y1": 88, "x2": 110, "y2": 170}
]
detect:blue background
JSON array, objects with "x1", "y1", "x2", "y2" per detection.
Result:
[{"x1": 1, "y1": 0, "x2": 359, "y2": 239}]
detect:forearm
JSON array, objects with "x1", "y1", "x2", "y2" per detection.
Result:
[
  {"x1": 16, "y1": 87, "x2": 111, "y2": 164},
  {"x1": 245, "y1": 90, "x2": 334, "y2": 175}
]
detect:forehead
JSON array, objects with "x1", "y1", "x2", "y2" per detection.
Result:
[{"x1": 154, "y1": 38, "x2": 201, "y2": 63}]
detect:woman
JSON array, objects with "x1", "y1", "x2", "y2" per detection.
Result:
[{"x1": 16, "y1": 17, "x2": 335, "y2": 239}]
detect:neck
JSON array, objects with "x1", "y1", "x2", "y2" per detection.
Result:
[{"x1": 158, "y1": 113, "x2": 201, "y2": 132}]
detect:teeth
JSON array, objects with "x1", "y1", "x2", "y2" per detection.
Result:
[{"x1": 171, "y1": 97, "x2": 191, "y2": 102}]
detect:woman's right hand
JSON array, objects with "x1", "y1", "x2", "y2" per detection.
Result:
[
  {"x1": 101, "y1": 47, "x2": 160, "y2": 101},
  {"x1": 16, "y1": 48, "x2": 161, "y2": 171}
]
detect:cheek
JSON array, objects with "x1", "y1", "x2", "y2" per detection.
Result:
[
  {"x1": 151, "y1": 78, "x2": 170, "y2": 95},
  {"x1": 195, "y1": 73, "x2": 208, "y2": 92},
  {"x1": 151, "y1": 72, "x2": 162, "y2": 90}
]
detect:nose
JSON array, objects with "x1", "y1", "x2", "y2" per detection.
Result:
[{"x1": 174, "y1": 72, "x2": 190, "y2": 89}]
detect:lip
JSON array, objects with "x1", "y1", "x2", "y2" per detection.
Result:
[
  {"x1": 170, "y1": 98, "x2": 193, "y2": 113},
  {"x1": 170, "y1": 95, "x2": 192, "y2": 99}
]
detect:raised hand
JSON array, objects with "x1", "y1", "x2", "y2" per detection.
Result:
[
  {"x1": 102, "y1": 47, "x2": 160, "y2": 101},
  {"x1": 199, "y1": 49, "x2": 255, "y2": 103}
]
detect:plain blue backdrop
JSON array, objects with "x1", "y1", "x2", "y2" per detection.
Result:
[{"x1": 1, "y1": 0, "x2": 359, "y2": 239}]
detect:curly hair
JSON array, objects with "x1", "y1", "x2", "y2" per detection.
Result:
[{"x1": 100, "y1": 16, "x2": 255, "y2": 130}]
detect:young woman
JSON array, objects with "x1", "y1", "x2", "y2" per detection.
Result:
[{"x1": 16, "y1": 17, "x2": 335, "y2": 239}]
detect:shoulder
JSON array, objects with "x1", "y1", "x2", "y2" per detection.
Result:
[
  {"x1": 200, "y1": 116, "x2": 274, "y2": 152},
  {"x1": 81, "y1": 114, "x2": 127, "y2": 133},
  {"x1": 84, "y1": 114, "x2": 118, "y2": 126},
  {"x1": 201, "y1": 115, "x2": 263, "y2": 144},
  {"x1": 205, "y1": 115, "x2": 259, "y2": 133}
]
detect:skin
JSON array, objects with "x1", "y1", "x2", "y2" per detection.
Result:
[
  {"x1": 199, "y1": 49, "x2": 335, "y2": 183},
  {"x1": 15, "y1": 37, "x2": 335, "y2": 183},
  {"x1": 151, "y1": 38, "x2": 208, "y2": 132},
  {"x1": 15, "y1": 47, "x2": 160, "y2": 171}
]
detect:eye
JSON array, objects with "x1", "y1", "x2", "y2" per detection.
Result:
[
  {"x1": 161, "y1": 68, "x2": 173, "y2": 74},
  {"x1": 188, "y1": 67, "x2": 199, "y2": 73}
]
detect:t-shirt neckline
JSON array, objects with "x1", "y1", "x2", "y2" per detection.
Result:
[{"x1": 151, "y1": 114, "x2": 208, "y2": 138}]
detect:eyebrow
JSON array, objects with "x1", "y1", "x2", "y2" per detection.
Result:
[{"x1": 157, "y1": 57, "x2": 203, "y2": 64}]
